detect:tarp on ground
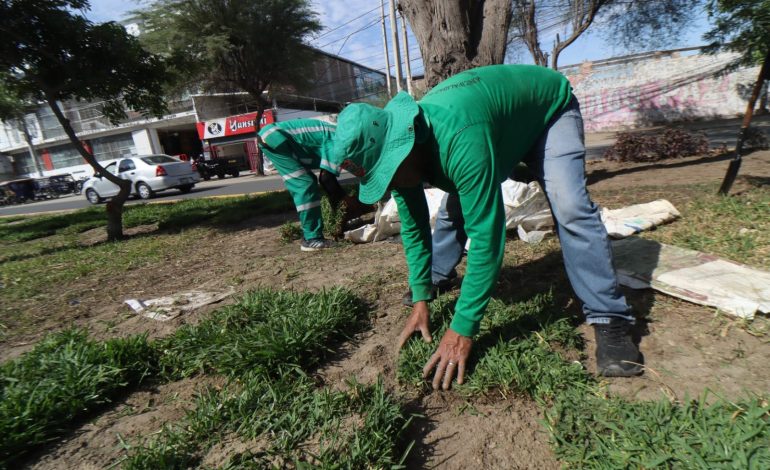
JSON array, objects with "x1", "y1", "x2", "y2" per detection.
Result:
[
  {"x1": 612, "y1": 237, "x2": 770, "y2": 319},
  {"x1": 344, "y1": 181, "x2": 679, "y2": 244}
]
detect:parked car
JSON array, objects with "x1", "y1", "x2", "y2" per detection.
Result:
[
  {"x1": 47, "y1": 174, "x2": 78, "y2": 195},
  {"x1": 194, "y1": 155, "x2": 241, "y2": 180},
  {"x1": 82, "y1": 155, "x2": 200, "y2": 204}
]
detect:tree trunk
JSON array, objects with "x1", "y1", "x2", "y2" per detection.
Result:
[
  {"x1": 44, "y1": 93, "x2": 131, "y2": 240},
  {"x1": 19, "y1": 119, "x2": 44, "y2": 177},
  {"x1": 254, "y1": 106, "x2": 265, "y2": 176},
  {"x1": 399, "y1": 0, "x2": 513, "y2": 87}
]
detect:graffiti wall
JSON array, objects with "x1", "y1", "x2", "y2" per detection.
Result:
[{"x1": 561, "y1": 49, "x2": 761, "y2": 132}]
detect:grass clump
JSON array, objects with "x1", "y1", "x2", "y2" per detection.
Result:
[
  {"x1": 157, "y1": 287, "x2": 366, "y2": 379},
  {"x1": 123, "y1": 373, "x2": 412, "y2": 469},
  {"x1": 0, "y1": 329, "x2": 157, "y2": 466},
  {"x1": 279, "y1": 221, "x2": 302, "y2": 243}
]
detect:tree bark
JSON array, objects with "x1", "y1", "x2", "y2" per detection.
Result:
[
  {"x1": 399, "y1": 0, "x2": 513, "y2": 87},
  {"x1": 44, "y1": 92, "x2": 131, "y2": 241}
]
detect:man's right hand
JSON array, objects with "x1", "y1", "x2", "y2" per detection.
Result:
[{"x1": 397, "y1": 301, "x2": 433, "y2": 350}]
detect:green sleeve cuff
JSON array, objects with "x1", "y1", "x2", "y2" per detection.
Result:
[
  {"x1": 450, "y1": 314, "x2": 480, "y2": 338},
  {"x1": 411, "y1": 282, "x2": 433, "y2": 303}
]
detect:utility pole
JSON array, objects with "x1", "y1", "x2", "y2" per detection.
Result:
[
  {"x1": 380, "y1": 0, "x2": 392, "y2": 97},
  {"x1": 20, "y1": 117, "x2": 43, "y2": 177},
  {"x1": 399, "y1": 9, "x2": 414, "y2": 96},
  {"x1": 388, "y1": 0, "x2": 403, "y2": 93}
]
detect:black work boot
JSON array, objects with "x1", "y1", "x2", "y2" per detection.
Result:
[
  {"x1": 402, "y1": 277, "x2": 459, "y2": 307},
  {"x1": 594, "y1": 318, "x2": 644, "y2": 377}
]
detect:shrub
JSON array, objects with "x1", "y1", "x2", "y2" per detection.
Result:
[
  {"x1": 744, "y1": 126, "x2": 769, "y2": 150},
  {"x1": 605, "y1": 128, "x2": 709, "y2": 162}
]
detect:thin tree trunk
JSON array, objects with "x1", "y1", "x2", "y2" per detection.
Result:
[
  {"x1": 44, "y1": 93, "x2": 130, "y2": 240},
  {"x1": 254, "y1": 106, "x2": 265, "y2": 176},
  {"x1": 718, "y1": 50, "x2": 770, "y2": 195},
  {"x1": 19, "y1": 119, "x2": 44, "y2": 177}
]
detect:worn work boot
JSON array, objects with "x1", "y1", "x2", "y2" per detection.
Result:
[
  {"x1": 402, "y1": 277, "x2": 460, "y2": 307},
  {"x1": 300, "y1": 237, "x2": 333, "y2": 252},
  {"x1": 594, "y1": 318, "x2": 644, "y2": 377}
]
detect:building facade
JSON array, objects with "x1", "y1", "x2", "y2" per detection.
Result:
[{"x1": 0, "y1": 49, "x2": 388, "y2": 179}]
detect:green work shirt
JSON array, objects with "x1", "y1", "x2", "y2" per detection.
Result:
[
  {"x1": 258, "y1": 118, "x2": 340, "y2": 175},
  {"x1": 394, "y1": 64, "x2": 573, "y2": 337}
]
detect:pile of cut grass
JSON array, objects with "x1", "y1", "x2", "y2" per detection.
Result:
[
  {"x1": 398, "y1": 293, "x2": 770, "y2": 468},
  {"x1": 0, "y1": 330, "x2": 157, "y2": 466}
]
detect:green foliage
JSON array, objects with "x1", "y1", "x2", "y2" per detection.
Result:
[
  {"x1": 157, "y1": 288, "x2": 366, "y2": 378},
  {"x1": 604, "y1": 128, "x2": 710, "y2": 162},
  {"x1": 704, "y1": 0, "x2": 770, "y2": 68},
  {"x1": 0, "y1": 0, "x2": 168, "y2": 123},
  {"x1": 134, "y1": 0, "x2": 322, "y2": 102},
  {"x1": 0, "y1": 330, "x2": 157, "y2": 466}
]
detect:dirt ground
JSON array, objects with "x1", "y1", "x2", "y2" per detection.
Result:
[{"x1": 10, "y1": 149, "x2": 770, "y2": 469}]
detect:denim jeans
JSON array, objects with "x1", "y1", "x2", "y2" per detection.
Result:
[{"x1": 431, "y1": 97, "x2": 634, "y2": 324}]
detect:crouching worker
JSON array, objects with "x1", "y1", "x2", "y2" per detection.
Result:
[
  {"x1": 333, "y1": 64, "x2": 643, "y2": 388},
  {"x1": 258, "y1": 118, "x2": 366, "y2": 252}
]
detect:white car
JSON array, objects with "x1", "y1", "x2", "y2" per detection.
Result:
[{"x1": 83, "y1": 155, "x2": 200, "y2": 204}]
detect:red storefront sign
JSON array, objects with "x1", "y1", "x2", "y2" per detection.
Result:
[{"x1": 196, "y1": 109, "x2": 275, "y2": 140}]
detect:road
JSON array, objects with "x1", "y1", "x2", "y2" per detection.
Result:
[
  {"x1": 3, "y1": 114, "x2": 768, "y2": 217},
  {"x1": 0, "y1": 172, "x2": 358, "y2": 217}
]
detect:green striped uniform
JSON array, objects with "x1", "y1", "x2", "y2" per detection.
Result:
[{"x1": 258, "y1": 118, "x2": 338, "y2": 240}]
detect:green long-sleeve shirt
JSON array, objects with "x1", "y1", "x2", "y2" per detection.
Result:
[{"x1": 394, "y1": 64, "x2": 573, "y2": 337}]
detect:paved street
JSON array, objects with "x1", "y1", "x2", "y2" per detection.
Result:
[
  {"x1": 2, "y1": 114, "x2": 768, "y2": 217},
  {"x1": 0, "y1": 172, "x2": 357, "y2": 217}
]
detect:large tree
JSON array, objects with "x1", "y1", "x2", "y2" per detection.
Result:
[
  {"x1": 702, "y1": 0, "x2": 770, "y2": 194},
  {"x1": 134, "y1": 0, "x2": 322, "y2": 173},
  {"x1": 509, "y1": 0, "x2": 701, "y2": 70},
  {"x1": 0, "y1": 0, "x2": 168, "y2": 241},
  {"x1": 399, "y1": 0, "x2": 513, "y2": 87}
]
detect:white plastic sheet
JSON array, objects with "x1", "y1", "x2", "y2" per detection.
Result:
[
  {"x1": 601, "y1": 199, "x2": 680, "y2": 238},
  {"x1": 125, "y1": 288, "x2": 235, "y2": 322},
  {"x1": 612, "y1": 237, "x2": 770, "y2": 319}
]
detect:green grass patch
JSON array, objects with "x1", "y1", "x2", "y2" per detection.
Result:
[
  {"x1": 124, "y1": 288, "x2": 412, "y2": 468},
  {"x1": 0, "y1": 191, "x2": 294, "y2": 246},
  {"x1": 0, "y1": 330, "x2": 157, "y2": 466},
  {"x1": 122, "y1": 373, "x2": 412, "y2": 469},
  {"x1": 157, "y1": 287, "x2": 367, "y2": 379},
  {"x1": 398, "y1": 291, "x2": 770, "y2": 468}
]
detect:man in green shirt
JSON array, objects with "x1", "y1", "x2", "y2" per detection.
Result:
[
  {"x1": 258, "y1": 118, "x2": 365, "y2": 251},
  {"x1": 333, "y1": 65, "x2": 642, "y2": 388}
]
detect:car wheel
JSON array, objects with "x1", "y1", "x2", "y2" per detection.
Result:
[
  {"x1": 136, "y1": 182, "x2": 154, "y2": 200},
  {"x1": 230, "y1": 170, "x2": 240, "y2": 178},
  {"x1": 85, "y1": 189, "x2": 102, "y2": 204},
  {"x1": 179, "y1": 184, "x2": 193, "y2": 193}
]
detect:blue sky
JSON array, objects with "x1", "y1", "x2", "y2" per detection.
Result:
[{"x1": 84, "y1": 0, "x2": 713, "y2": 76}]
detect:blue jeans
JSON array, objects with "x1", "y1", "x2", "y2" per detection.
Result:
[{"x1": 431, "y1": 98, "x2": 633, "y2": 324}]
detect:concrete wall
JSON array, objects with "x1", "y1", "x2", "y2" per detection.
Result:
[{"x1": 561, "y1": 49, "x2": 762, "y2": 132}]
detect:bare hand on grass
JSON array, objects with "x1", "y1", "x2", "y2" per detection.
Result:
[
  {"x1": 397, "y1": 301, "x2": 432, "y2": 349},
  {"x1": 423, "y1": 329, "x2": 472, "y2": 390}
]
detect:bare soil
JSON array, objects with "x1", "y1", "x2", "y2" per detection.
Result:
[{"x1": 10, "y1": 149, "x2": 770, "y2": 469}]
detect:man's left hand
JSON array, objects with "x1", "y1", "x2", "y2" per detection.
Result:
[{"x1": 423, "y1": 328, "x2": 472, "y2": 390}]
